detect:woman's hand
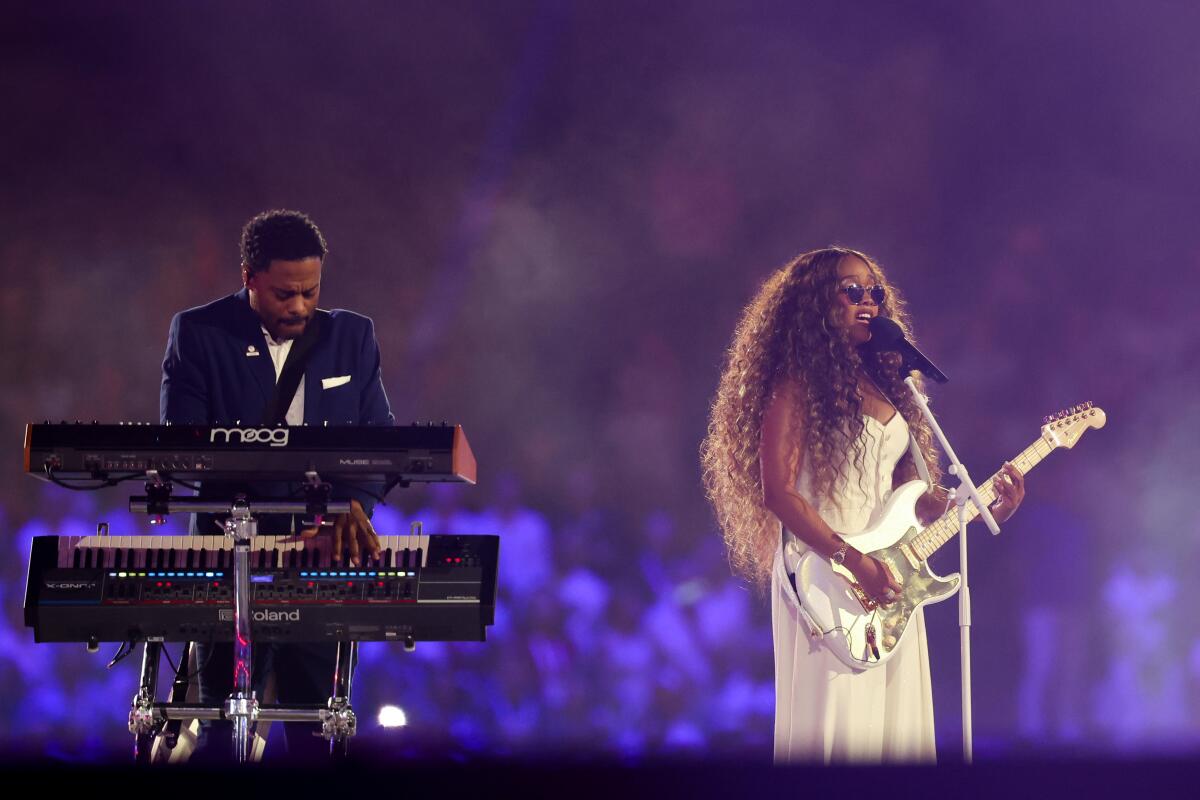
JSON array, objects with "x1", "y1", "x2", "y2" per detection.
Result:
[
  {"x1": 849, "y1": 552, "x2": 903, "y2": 606},
  {"x1": 991, "y1": 462, "x2": 1025, "y2": 524}
]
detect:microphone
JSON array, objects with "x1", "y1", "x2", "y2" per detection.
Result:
[{"x1": 865, "y1": 317, "x2": 949, "y2": 384}]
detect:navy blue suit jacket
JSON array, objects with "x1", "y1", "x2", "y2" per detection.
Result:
[
  {"x1": 160, "y1": 288, "x2": 394, "y2": 527},
  {"x1": 161, "y1": 288, "x2": 393, "y2": 428}
]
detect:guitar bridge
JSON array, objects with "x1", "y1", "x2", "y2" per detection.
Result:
[{"x1": 848, "y1": 581, "x2": 878, "y2": 613}]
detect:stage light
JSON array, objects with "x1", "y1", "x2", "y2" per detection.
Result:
[{"x1": 377, "y1": 705, "x2": 407, "y2": 728}]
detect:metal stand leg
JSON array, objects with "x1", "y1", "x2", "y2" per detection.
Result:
[
  {"x1": 130, "y1": 642, "x2": 162, "y2": 764},
  {"x1": 323, "y1": 641, "x2": 358, "y2": 760},
  {"x1": 224, "y1": 502, "x2": 259, "y2": 764},
  {"x1": 157, "y1": 641, "x2": 192, "y2": 756},
  {"x1": 124, "y1": 489, "x2": 355, "y2": 765}
]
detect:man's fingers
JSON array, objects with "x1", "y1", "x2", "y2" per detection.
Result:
[
  {"x1": 347, "y1": 522, "x2": 361, "y2": 566},
  {"x1": 351, "y1": 502, "x2": 381, "y2": 557},
  {"x1": 299, "y1": 527, "x2": 319, "y2": 539},
  {"x1": 333, "y1": 516, "x2": 345, "y2": 565}
]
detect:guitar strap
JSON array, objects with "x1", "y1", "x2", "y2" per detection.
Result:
[
  {"x1": 780, "y1": 526, "x2": 825, "y2": 640},
  {"x1": 907, "y1": 431, "x2": 932, "y2": 486}
]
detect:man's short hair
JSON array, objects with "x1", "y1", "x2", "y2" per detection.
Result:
[{"x1": 240, "y1": 210, "x2": 328, "y2": 275}]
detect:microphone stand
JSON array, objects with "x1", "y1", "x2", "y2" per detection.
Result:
[{"x1": 902, "y1": 374, "x2": 1000, "y2": 764}]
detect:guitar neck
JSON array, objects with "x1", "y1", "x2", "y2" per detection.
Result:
[{"x1": 908, "y1": 437, "x2": 1055, "y2": 561}]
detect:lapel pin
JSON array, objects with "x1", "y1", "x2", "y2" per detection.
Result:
[{"x1": 246, "y1": 345, "x2": 259, "y2": 357}]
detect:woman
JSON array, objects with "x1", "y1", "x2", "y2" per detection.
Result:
[{"x1": 701, "y1": 246, "x2": 1024, "y2": 763}]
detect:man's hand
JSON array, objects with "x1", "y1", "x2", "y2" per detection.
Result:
[{"x1": 300, "y1": 498, "x2": 381, "y2": 566}]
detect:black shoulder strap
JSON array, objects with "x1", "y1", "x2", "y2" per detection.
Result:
[{"x1": 263, "y1": 310, "x2": 327, "y2": 425}]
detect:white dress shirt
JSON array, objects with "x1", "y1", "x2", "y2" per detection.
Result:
[{"x1": 261, "y1": 326, "x2": 304, "y2": 425}]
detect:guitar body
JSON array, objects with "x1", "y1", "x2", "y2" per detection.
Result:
[
  {"x1": 788, "y1": 403, "x2": 1105, "y2": 670},
  {"x1": 791, "y1": 479, "x2": 961, "y2": 671}
]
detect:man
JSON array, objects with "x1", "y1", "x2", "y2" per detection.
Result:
[{"x1": 160, "y1": 209, "x2": 394, "y2": 759}]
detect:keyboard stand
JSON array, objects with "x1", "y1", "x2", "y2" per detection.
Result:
[{"x1": 128, "y1": 477, "x2": 355, "y2": 764}]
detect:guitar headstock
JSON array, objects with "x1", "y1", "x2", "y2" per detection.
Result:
[{"x1": 1041, "y1": 401, "x2": 1106, "y2": 450}]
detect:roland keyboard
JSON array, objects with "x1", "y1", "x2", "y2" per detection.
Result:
[
  {"x1": 23, "y1": 422, "x2": 476, "y2": 484},
  {"x1": 25, "y1": 533, "x2": 498, "y2": 644}
]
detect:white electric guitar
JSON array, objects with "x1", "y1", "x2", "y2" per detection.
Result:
[{"x1": 791, "y1": 402, "x2": 1106, "y2": 670}]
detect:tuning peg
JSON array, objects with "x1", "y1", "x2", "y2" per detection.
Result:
[
  {"x1": 1043, "y1": 415, "x2": 1052, "y2": 424},
  {"x1": 1085, "y1": 401, "x2": 1093, "y2": 409}
]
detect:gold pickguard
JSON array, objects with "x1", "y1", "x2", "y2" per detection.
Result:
[{"x1": 831, "y1": 525, "x2": 960, "y2": 661}]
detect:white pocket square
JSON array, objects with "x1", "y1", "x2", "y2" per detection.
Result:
[{"x1": 321, "y1": 375, "x2": 351, "y2": 389}]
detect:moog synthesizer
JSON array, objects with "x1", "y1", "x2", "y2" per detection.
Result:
[{"x1": 23, "y1": 422, "x2": 476, "y2": 484}]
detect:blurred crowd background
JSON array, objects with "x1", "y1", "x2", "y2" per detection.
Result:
[{"x1": 2, "y1": 1, "x2": 1198, "y2": 761}]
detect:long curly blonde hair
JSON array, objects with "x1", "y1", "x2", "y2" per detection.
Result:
[{"x1": 700, "y1": 246, "x2": 942, "y2": 587}]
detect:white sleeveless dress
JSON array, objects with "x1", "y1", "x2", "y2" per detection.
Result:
[{"x1": 770, "y1": 413, "x2": 937, "y2": 763}]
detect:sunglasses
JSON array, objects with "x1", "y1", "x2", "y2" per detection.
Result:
[{"x1": 839, "y1": 283, "x2": 886, "y2": 305}]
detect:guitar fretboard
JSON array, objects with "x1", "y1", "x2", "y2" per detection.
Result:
[{"x1": 908, "y1": 437, "x2": 1053, "y2": 561}]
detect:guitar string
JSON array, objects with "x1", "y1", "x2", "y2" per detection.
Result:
[
  {"x1": 811, "y1": 416, "x2": 1093, "y2": 664},
  {"x1": 910, "y1": 437, "x2": 1052, "y2": 560}
]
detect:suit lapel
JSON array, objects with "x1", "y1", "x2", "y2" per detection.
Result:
[
  {"x1": 233, "y1": 288, "x2": 277, "y2": 421},
  {"x1": 303, "y1": 309, "x2": 333, "y2": 425}
]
